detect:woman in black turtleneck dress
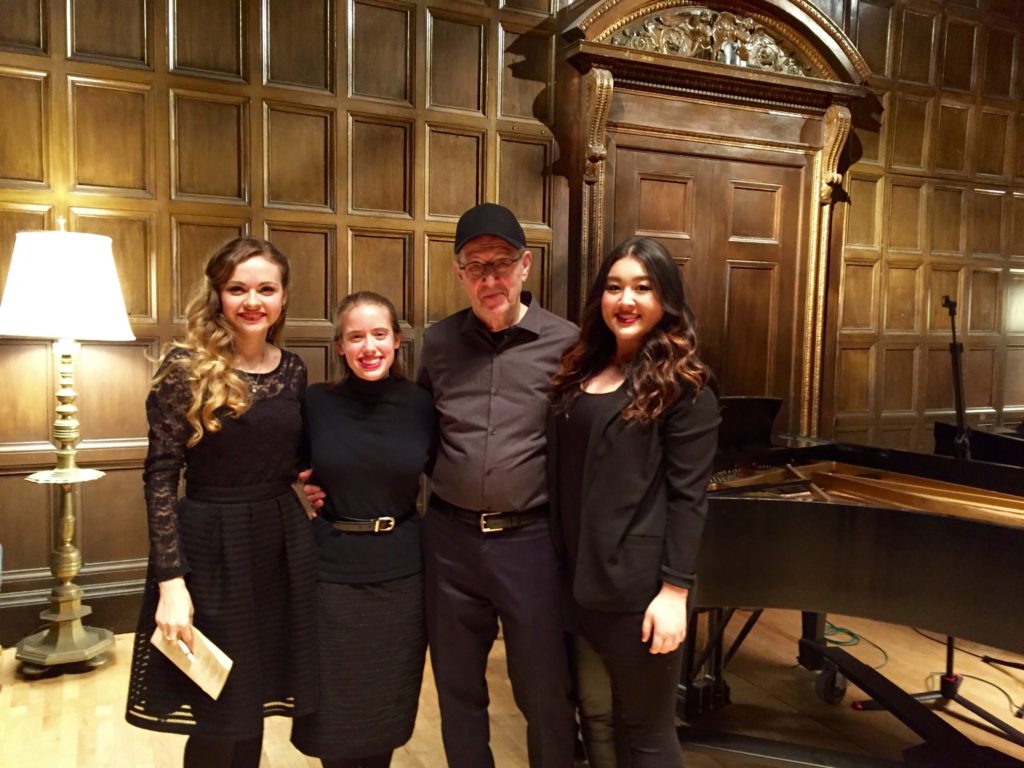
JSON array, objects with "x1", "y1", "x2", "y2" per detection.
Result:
[{"x1": 291, "y1": 291, "x2": 436, "y2": 768}]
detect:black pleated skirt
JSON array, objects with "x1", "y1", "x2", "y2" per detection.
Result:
[
  {"x1": 126, "y1": 483, "x2": 318, "y2": 739},
  {"x1": 291, "y1": 572, "x2": 426, "y2": 759}
]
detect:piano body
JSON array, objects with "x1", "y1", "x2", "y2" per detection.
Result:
[{"x1": 682, "y1": 399, "x2": 1024, "y2": 767}]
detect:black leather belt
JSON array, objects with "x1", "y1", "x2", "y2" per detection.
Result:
[
  {"x1": 330, "y1": 510, "x2": 414, "y2": 534},
  {"x1": 429, "y1": 494, "x2": 548, "y2": 534}
]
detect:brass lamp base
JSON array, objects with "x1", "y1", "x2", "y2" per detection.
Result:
[{"x1": 16, "y1": 583, "x2": 114, "y2": 672}]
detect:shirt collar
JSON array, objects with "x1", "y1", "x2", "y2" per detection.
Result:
[{"x1": 461, "y1": 291, "x2": 540, "y2": 338}]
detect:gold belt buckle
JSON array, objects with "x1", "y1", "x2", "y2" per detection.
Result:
[
  {"x1": 374, "y1": 516, "x2": 396, "y2": 533},
  {"x1": 479, "y1": 511, "x2": 502, "y2": 533}
]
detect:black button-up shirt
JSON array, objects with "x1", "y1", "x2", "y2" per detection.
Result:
[{"x1": 417, "y1": 293, "x2": 578, "y2": 512}]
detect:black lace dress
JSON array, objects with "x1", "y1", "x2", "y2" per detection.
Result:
[{"x1": 126, "y1": 348, "x2": 318, "y2": 739}]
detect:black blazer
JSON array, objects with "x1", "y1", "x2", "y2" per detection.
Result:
[{"x1": 548, "y1": 384, "x2": 719, "y2": 612}]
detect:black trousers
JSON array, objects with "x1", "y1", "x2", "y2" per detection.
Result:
[
  {"x1": 576, "y1": 608, "x2": 685, "y2": 768},
  {"x1": 422, "y1": 507, "x2": 576, "y2": 768}
]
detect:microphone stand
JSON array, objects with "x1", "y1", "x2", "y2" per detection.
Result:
[{"x1": 852, "y1": 296, "x2": 1024, "y2": 742}]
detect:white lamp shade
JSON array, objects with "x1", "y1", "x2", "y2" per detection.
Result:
[{"x1": 0, "y1": 230, "x2": 135, "y2": 341}]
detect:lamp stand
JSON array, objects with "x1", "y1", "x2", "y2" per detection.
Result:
[{"x1": 16, "y1": 340, "x2": 114, "y2": 677}]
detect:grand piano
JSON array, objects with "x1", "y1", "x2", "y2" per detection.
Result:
[{"x1": 681, "y1": 398, "x2": 1024, "y2": 768}]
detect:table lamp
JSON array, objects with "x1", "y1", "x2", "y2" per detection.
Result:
[{"x1": 0, "y1": 221, "x2": 135, "y2": 675}]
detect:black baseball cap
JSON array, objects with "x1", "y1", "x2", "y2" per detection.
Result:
[{"x1": 454, "y1": 203, "x2": 526, "y2": 253}]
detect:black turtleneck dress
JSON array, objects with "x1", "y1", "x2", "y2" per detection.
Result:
[{"x1": 291, "y1": 374, "x2": 436, "y2": 760}]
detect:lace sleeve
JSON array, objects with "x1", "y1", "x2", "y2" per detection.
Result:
[{"x1": 142, "y1": 351, "x2": 192, "y2": 581}]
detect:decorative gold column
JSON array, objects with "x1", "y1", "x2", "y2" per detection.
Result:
[
  {"x1": 803, "y1": 103, "x2": 851, "y2": 435},
  {"x1": 580, "y1": 67, "x2": 613, "y2": 298}
]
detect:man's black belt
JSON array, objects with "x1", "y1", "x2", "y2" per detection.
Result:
[
  {"x1": 330, "y1": 509, "x2": 414, "y2": 534},
  {"x1": 429, "y1": 493, "x2": 548, "y2": 534}
]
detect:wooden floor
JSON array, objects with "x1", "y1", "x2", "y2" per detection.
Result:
[{"x1": 2, "y1": 609, "x2": 1023, "y2": 767}]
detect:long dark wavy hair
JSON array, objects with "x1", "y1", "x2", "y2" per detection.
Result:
[
  {"x1": 550, "y1": 236, "x2": 710, "y2": 423},
  {"x1": 331, "y1": 291, "x2": 405, "y2": 384},
  {"x1": 155, "y1": 236, "x2": 290, "y2": 446}
]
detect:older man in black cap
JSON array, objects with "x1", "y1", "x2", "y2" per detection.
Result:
[{"x1": 417, "y1": 202, "x2": 578, "y2": 767}]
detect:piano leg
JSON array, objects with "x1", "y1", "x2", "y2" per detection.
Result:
[{"x1": 797, "y1": 610, "x2": 827, "y2": 670}]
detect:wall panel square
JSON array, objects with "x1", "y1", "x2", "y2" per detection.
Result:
[
  {"x1": 170, "y1": 0, "x2": 244, "y2": 79},
  {"x1": 925, "y1": 346, "x2": 955, "y2": 410},
  {"x1": 351, "y1": 0, "x2": 410, "y2": 103},
  {"x1": 836, "y1": 346, "x2": 874, "y2": 414},
  {"x1": 349, "y1": 229, "x2": 412, "y2": 323},
  {"x1": 982, "y1": 28, "x2": 1015, "y2": 98},
  {"x1": 882, "y1": 346, "x2": 917, "y2": 411},
  {"x1": 1006, "y1": 346, "x2": 1024, "y2": 405},
  {"x1": 498, "y1": 136, "x2": 549, "y2": 227},
  {"x1": 71, "y1": 208, "x2": 156, "y2": 321},
  {"x1": 69, "y1": 78, "x2": 153, "y2": 195},
  {"x1": 69, "y1": 0, "x2": 150, "y2": 67},
  {"x1": 941, "y1": 18, "x2": 977, "y2": 91},
  {"x1": 855, "y1": 0, "x2": 891, "y2": 78},
  {"x1": 0, "y1": 475, "x2": 50, "y2": 571},
  {"x1": 969, "y1": 269, "x2": 1000, "y2": 333},
  {"x1": 934, "y1": 102, "x2": 969, "y2": 174},
  {"x1": 927, "y1": 267, "x2": 961, "y2": 333},
  {"x1": 265, "y1": 102, "x2": 334, "y2": 211},
  {"x1": 78, "y1": 342, "x2": 152, "y2": 441},
  {"x1": 722, "y1": 261, "x2": 778, "y2": 394},
  {"x1": 428, "y1": 14, "x2": 484, "y2": 113},
  {"x1": 841, "y1": 261, "x2": 878, "y2": 331},
  {"x1": 890, "y1": 94, "x2": 930, "y2": 169},
  {"x1": 845, "y1": 176, "x2": 880, "y2": 248},
  {"x1": 0, "y1": 341, "x2": 52, "y2": 444},
  {"x1": 897, "y1": 9, "x2": 936, "y2": 84},
  {"x1": 80, "y1": 467, "x2": 148, "y2": 563},
  {"x1": 0, "y1": 0, "x2": 46, "y2": 54},
  {"x1": 350, "y1": 116, "x2": 410, "y2": 215},
  {"x1": 964, "y1": 346, "x2": 996, "y2": 407},
  {"x1": 931, "y1": 186, "x2": 965, "y2": 253},
  {"x1": 729, "y1": 183, "x2": 780, "y2": 241},
  {"x1": 172, "y1": 91, "x2": 248, "y2": 202},
  {"x1": 0, "y1": 203, "x2": 49, "y2": 293},
  {"x1": 425, "y1": 235, "x2": 466, "y2": 323},
  {"x1": 888, "y1": 182, "x2": 923, "y2": 251},
  {"x1": 500, "y1": 26, "x2": 552, "y2": 122},
  {"x1": 172, "y1": 217, "x2": 249, "y2": 320},
  {"x1": 1012, "y1": 193, "x2": 1024, "y2": 257},
  {"x1": 288, "y1": 341, "x2": 333, "y2": 385},
  {"x1": 976, "y1": 110, "x2": 1009, "y2": 176},
  {"x1": 265, "y1": 223, "x2": 334, "y2": 323},
  {"x1": 1007, "y1": 270, "x2": 1024, "y2": 333},
  {"x1": 265, "y1": 0, "x2": 331, "y2": 91},
  {"x1": 427, "y1": 127, "x2": 482, "y2": 218},
  {"x1": 884, "y1": 264, "x2": 919, "y2": 332},
  {"x1": 634, "y1": 175, "x2": 693, "y2": 239},
  {"x1": 971, "y1": 188, "x2": 1004, "y2": 256},
  {"x1": 0, "y1": 69, "x2": 47, "y2": 187}
]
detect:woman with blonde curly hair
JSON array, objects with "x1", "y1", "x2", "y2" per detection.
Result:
[
  {"x1": 548, "y1": 236, "x2": 720, "y2": 767},
  {"x1": 126, "y1": 236, "x2": 317, "y2": 768}
]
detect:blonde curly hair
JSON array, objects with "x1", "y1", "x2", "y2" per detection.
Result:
[{"x1": 154, "y1": 236, "x2": 290, "y2": 446}]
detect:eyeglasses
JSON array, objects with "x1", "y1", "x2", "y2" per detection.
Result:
[{"x1": 457, "y1": 253, "x2": 523, "y2": 280}]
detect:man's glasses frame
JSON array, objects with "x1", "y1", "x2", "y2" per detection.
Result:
[{"x1": 457, "y1": 252, "x2": 524, "y2": 280}]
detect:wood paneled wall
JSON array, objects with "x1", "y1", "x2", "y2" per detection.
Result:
[
  {"x1": 0, "y1": 0, "x2": 563, "y2": 642},
  {"x1": 827, "y1": 0, "x2": 1024, "y2": 449}
]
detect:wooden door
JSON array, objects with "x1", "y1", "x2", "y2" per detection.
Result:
[{"x1": 610, "y1": 142, "x2": 806, "y2": 432}]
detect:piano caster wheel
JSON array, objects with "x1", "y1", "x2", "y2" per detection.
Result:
[{"x1": 815, "y1": 663, "x2": 847, "y2": 705}]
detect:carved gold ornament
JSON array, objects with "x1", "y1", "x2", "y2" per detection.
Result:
[{"x1": 610, "y1": 8, "x2": 811, "y2": 77}]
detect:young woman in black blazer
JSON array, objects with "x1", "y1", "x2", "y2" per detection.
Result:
[{"x1": 549, "y1": 237, "x2": 720, "y2": 767}]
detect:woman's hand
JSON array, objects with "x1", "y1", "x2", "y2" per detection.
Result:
[
  {"x1": 297, "y1": 468, "x2": 325, "y2": 511},
  {"x1": 156, "y1": 577, "x2": 195, "y2": 652},
  {"x1": 641, "y1": 582, "x2": 689, "y2": 654}
]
